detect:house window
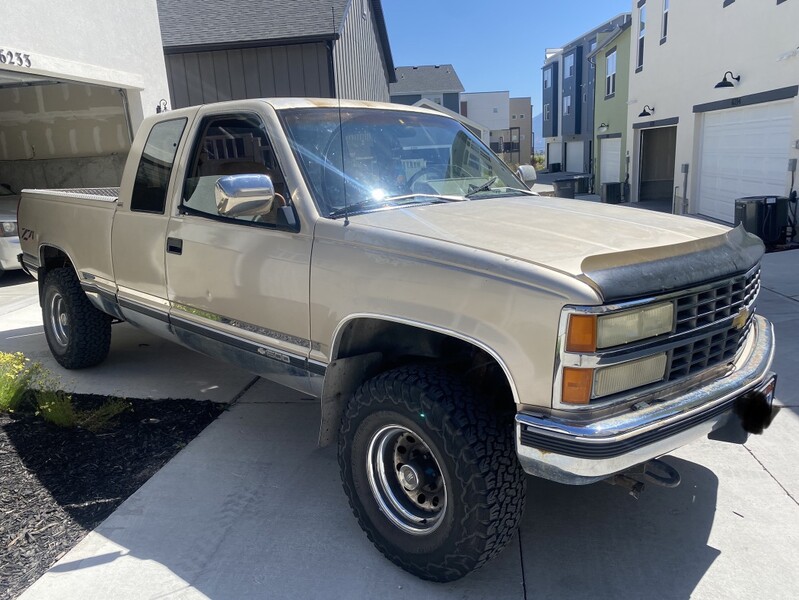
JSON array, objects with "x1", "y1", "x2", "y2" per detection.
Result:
[
  {"x1": 606, "y1": 48, "x2": 617, "y2": 97},
  {"x1": 544, "y1": 104, "x2": 551, "y2": 121},
  {"x1": 519, "y1": 114, "x2": 525, "y2": 119},
  {"x1": 661, "y1": 0, "x2": 669, "y2": 41},
  {"x1": 637, "y1": 2, "x2": 646, "y2": 71},
  {"x1": 512, "y1": 114, "x2": 517, "y2": 120},
  {"x1": 564, "y1": 54, "x2": 575, "y2": 78},
  {"x1": 544, "y1": 68, "x2": 552, "y2": 88},
  {"x1": 563, "y1": 95, "x2": 572, "y2": 116},
  {"x1": 493, "y1": 108, "x2": 498, "y2": 113},
  {"x1": 589, "y1": 38, "x2": 597, "y2": 53}
]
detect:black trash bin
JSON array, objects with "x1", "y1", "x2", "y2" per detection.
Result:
[
  {"x1": 553, "y1": 178, "x2": 576, "y2": 198},
  {"x1": 549, "y1": 162, "x2": 561, "y2": 173}
]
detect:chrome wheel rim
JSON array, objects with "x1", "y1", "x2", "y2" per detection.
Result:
[
  {"x1": 47, "y1": 291, "x2": 69, "y2": 350},
  {"x1": 366, "y1": 424, "x2": 447, "y2": 535}
]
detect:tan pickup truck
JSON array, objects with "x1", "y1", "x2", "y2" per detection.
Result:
[{"x1": 18, "y1": 99, "x2": 777, "y2": 582}]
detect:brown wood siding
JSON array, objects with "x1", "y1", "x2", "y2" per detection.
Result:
[
  {"x1": 332, "y1": 0, "x2": 390, "y2": 101},
  {"x1": 165, "y1": 43, "x2": 332, "y2": 108}
]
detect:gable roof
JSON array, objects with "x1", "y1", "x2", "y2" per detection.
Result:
[
  {"x1": 157, "y1": 0, "x2": 394, "y2": 76},
  {"x1": 390, "y1": 65, "x2": 465, "y2": 96}
]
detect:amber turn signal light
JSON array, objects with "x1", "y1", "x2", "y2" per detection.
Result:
[
  {"x1": 562, "y1": 367, "x2": 593, "y2": 404},
  {"x1": 566, "y1": 314, "x2": 597, "y2": 353}
]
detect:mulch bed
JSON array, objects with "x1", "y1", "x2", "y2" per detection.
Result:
[{"x1": 0, "y1": 395, "x2": 225, "y2": 600}]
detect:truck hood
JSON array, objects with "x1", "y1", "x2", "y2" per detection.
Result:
[{"x1": 354, "y1": 196, "x2": 763, "y2": 301}]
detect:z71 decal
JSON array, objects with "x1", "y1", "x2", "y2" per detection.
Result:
[{"x1": 20, "y1": 228, "x2": 34, "y2": 241}]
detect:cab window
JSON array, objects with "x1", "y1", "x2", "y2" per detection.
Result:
[{"x1": 182, "y1": 114, "x2": 289, "y2": 226}]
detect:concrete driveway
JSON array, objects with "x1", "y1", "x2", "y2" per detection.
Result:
[{"x1": 2, "y1": 254, "x2": 798, "y2": 600}]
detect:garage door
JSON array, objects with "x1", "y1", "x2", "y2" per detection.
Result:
[
  {"x1": 566, "y1": 141, "x2": 584, "y2": 172},
  {"x1": 547, "y1": 142, "x2": 562, "y2": 168},
  {"x1": 697, "y1": 101, "x2": 792, "y2": 223},
  {"x1": 600, "y1": 137, "x2": 621, "y2": 184}
]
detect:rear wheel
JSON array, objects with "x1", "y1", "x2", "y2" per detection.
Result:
[
  {"x1": 338, "y1": 365, "x2": 526, "y2": 582},
  {"x1": 42, "y1": 268, "x2": 112, "y2": 369}
]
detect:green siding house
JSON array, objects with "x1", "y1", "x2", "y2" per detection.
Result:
[{"x1": 590, "y1": 19, "x2": 632, "y2": 196}]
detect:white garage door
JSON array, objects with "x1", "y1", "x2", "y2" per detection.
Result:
[
  {"x1": 697, "y1": 101, "x2": 792, "y2": 223},
  {"x1": 566, "y1": 141, "x2": 584, "y2": 172},
  {"x1": 548, "y1": 142, "x2": 562, "y2": 168},
  {"x1": 600, "y1": 137, "x2": 621, "y2": 184}
]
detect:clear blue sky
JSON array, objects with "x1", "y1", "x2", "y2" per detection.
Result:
[{"x1": 382, "y1": 0, "x2": 632, "y2": 115}]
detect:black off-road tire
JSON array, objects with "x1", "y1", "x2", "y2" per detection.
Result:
[
  {"x1": 41, "y1": 268, "x2": 112, "y2": 369},
  {"x1": 338, "y1": 365, "x2": 526, "y2": 582}
]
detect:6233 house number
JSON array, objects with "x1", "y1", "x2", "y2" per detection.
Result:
[{"x1": 0, "y1": 48, "x2": 32, "y2": 68}]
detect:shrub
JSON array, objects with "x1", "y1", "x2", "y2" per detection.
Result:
[
  {"x1": 36, "y1": 389, "x2": 77, "y2": 428},
  {"x1": 0, "y1": 352, "x2": 40, "y2": 413},
  {"x1": 79, "y1": 398, "x2": 131, "y2": 433}
]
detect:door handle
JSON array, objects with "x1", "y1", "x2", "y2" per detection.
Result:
[{"x1": 167, "y1": 237, "x2": 183, "y2": 255}]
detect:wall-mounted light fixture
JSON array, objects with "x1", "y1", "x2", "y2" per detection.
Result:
[
  {"x1": 638, "y1": 105, "x2": 654, "y2": 118},
  {"x1": 156, "y1": 99, "x2": 169, "y2": 113},
  {"x1": 598, "y1": 122, "x2": 609, "y2": 132},
  {"x1": 714, "y1": 71, "x2": 741, "y2": 89}
]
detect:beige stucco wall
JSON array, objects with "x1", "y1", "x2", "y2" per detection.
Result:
[
  {"x1": 626, "y1": 0, "x2": 799, "y2": 209},
  {"x1": 1, "y1": 0, "x2": 169, "y2": 130}
]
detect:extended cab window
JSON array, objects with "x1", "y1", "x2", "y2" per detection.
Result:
[
  {"x1": 182, "y1": 114, "x2": 289, "y2": 225},
  {"x1": 131, "y1": 118, "x2": 187, "y2": 213}
]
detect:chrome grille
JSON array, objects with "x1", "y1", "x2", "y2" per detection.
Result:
[
  {"x1": 668, "y1": 267, "x2": 759, "y2": 380},
  {"x1": 675, "y1": 268, "x2": 760, "y2": 333}
]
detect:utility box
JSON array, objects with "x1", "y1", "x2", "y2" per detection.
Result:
[
  {"x1": 601, "y1": 182, "x2": 622, "y2": 204},
  {"x1": 734, "y1": 196, "x2": 789, "y2": 245}
]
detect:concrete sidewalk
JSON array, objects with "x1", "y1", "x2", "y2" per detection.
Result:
[{"x1": 4, "y1": 252, "x2": 798, "y2": 599}]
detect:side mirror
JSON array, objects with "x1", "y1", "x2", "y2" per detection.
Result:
[
  {"x1": 516, "y1": 165, "x2": 537, "y2": 189},
  {"x1": 215, "y1": 174, "x2": 275, "y2": 218}
]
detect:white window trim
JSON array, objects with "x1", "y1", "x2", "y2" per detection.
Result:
[
  {"x1": 637, "y1": 2, "x2": 647, "y2": 70},
  {"x1": 605, "y1": 49, "x2": 617, "y2": 97},
  {"x1": 661, "y1": 0, "x2": 669, "y2": 41}
]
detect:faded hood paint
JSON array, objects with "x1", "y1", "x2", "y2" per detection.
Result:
[{"x1": 353, "y1": 196, "x2": 731, "y2": 277}]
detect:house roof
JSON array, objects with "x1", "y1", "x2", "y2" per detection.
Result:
[
  {"x1": 156, "y1": 0, "x2": 394, "y2": 76},
  {"x1": 586, "y1": 20, "x2": 632, "y2": 59},
  {"x1": 389, "y1": 65, "x2": 465, "y2": 95}
]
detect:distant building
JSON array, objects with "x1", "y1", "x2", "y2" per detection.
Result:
[
  {"x1": 625, "y1": 0, "x2": 798, "y2": 222},
  {"x1": 389, "y1": 64, "x2": 464, "y2": 113},
  {"x1": 542, "y1": 14, "x2": 629, "y2": 174},
  {"x1": 412, "y1": 99, "x2": 491, "y2": 144},
  {"x1": 589, "y1": 17, "x2": 633, "y2": 190},
  {"x1": 157, "y1": 0, "x2": 395, "y2": 108},
  {"x1": 460, "y1": 92, "x2": 533, "y2": 167}
]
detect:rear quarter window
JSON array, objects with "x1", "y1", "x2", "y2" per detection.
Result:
[{"x1": 131, "y1": 118, "x2": 187, "y2": 213}]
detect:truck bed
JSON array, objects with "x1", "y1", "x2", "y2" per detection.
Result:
[{"x1": 18, "y1": 187, "x2": 120, "y2": 285}]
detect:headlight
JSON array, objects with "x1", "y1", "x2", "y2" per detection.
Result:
[
  {"x1": 561, "y1": 353, "x2": 669, "y2": 405},
  {"x1": 566, "y1": 302, "x2": 674, "y2": 352},
  {"x1": 1, "y1": 221, "x2": 17, "y2": 237}
]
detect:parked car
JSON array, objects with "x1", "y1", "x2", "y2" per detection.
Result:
[
  {"x1": 0, "y1": 183, "x2": 21, "y2": 276},
  {"x1": 17, "y1": 99, "x2": 778, "y2": 582}
]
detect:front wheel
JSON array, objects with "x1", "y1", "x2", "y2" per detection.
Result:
[
  {"x1": 42, "y1": 268, "x2": 112, "y2": 369},
  {"x1": 338, "y1": 365, "x2": 526, "y2": 582}
]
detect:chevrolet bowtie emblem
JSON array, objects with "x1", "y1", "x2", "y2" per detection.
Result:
[{"x1": 732, "y1": 307, "x2": 750, "y2": 330}]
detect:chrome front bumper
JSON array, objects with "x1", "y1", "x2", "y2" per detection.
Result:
[{"x1": 516, "y1": 315, "x2": 776, "y2": 485}]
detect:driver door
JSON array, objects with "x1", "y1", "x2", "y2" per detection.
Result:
[{"x1": 165, "y1": 108, "x2": 315, "y2": 394}]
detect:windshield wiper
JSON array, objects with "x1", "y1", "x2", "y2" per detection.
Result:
[
  {"x1": 328, "y1": 194, "x2": 462, "y2": 218},
  {"x1": 464, "y1": 176, "x2": 498, "y2": 198}
]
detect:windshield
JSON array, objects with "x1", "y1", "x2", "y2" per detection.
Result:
[{"x1": 280, "y1": 108, "x2": 525, "y2": 218}]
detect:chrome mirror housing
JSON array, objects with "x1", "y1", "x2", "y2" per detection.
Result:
[
  {"x1": 516, "y1": 165, "x2": 537, "y2": 189},
  {"x1": 215, "y1": 174, "x2": 275, "y2": 218}
]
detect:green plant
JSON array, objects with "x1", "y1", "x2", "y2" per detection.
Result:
[
  {"x1": 79, "y1": 398, "x2": 131, "y2": 433},
  {"x1": 0, "y1": 352, "x2": 40, "y2": 413},
  {"x1": 36, "y1": 388, "x2": 77, "y2": 428}
]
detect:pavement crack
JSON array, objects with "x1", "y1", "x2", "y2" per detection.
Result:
[
  {"x1": 744, "y1": 444, "x2": 799, "y2": 507},
  {"x1": 229, "y1": 376, "x2": 261, "y2": 405},
  {"x1": 518, "y1": 529, "x2": 528, "y2": 599},
  {"x1": 760, "y1": 285, "x2": 799, "y2": 304}
]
